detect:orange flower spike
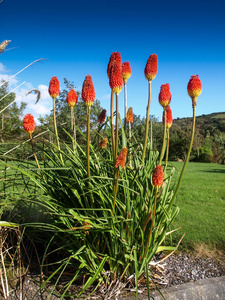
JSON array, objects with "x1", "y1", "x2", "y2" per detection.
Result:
[
  {"x1": 115, "y1": 147, "x2": 128, "y2": 169},
  {"x1": 66, "y1": 89, "x2": 78, "y2": 108},
  {"x1": 159, "y1": 83, "x2": 171, "y2": 108},
  {"x1": 152, "y1": 165, "x2": 164, "y2": 187},
  {"x1": 98, "y1": 138, "x2": 108, "y2": 149},
  {"x1": 107, "y1": 52, "x2": 117, "y2": 78},
  {"x1": 49, "y1": 77, "x2": 60, "y2": 98},
  {"x1": 162, "y1": 105, "x2": 173, "y2": 129},
  {"x1": 82, "y1": 74, "x2": 95, "y2": 107},
  {"x1": 187, "y1": 75, "x2": 202, "y2": 107},
  {"x1": 23, "y1": 114, "x2": 35, "y2": 134},
  {"x1": 122, "y1": 61, "x2": 131, "y2": 84},
  {"x1": 126, "y1": 107, "x2": 133, "y2": 124},
  {"x1": 109, "y1": 54, "x2": 123, "y2": 95},
  {"x1": 144, "y1": 54, "x2": 158, "y2": 82},
  {"x1": 98, "y1": 109, "x2": 107, "y2": 124}
]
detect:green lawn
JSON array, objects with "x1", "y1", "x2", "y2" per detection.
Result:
[{"x1": 169, "y1": 162, "x2": 225, "y2": 250}]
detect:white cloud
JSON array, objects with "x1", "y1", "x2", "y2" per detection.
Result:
[
  {"x1": 0, "y1": 62, "x2": 7, "y2": 73},
  {"x1": 100, "y1": 93, "x2": 110, "y2": 100}
]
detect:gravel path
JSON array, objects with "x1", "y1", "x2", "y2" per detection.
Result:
[{"x1": 4, "y1": 252, "x2": 225, "y2": 299}]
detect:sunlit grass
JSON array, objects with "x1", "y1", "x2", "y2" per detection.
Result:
[{"x1": 170, "y1": 162, "x2": 225, "y2": 250}]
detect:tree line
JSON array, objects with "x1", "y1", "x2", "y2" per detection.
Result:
[{"x1": 1, "y1": 79, "x2": 224, "y2": 164}]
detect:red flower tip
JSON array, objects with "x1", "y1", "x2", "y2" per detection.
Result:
[
  {"x1": 82, "y1": 75, "x2": 95, "y2": 107},
  {"x1": 23, "y1": 113, "x2": 35, "y2": 134},
  {"x1": 162, "y1": 105, "x2": 173, "y2": 129},
  {"x1": 187, "y1": 75, "x2": 202, "y2": 104},
  {"x1": 122, "y1": 61, "x2": 131, "y2": 83},
  {"x1": 66, "y1": 89, "x2": 78, "y2": 108},
  {"x1": 98, "y1": 109, "x2": 107, "y2": 124},
  {"x1": 126, "y1": 107, "x2": 133, "y2": 124},
  {"x1": 159, "y1": 83, "x2": 171, "y2": 108},
  {"x1": 115, "y1": 148, "x2": 128, "y2": 169},
  {"x1": 49, "y1": 77, "x2": 60, "y2": 98},
  {"x1": 107, "y1": 52, "x2": 121, "y2": 78},
  {"x1": 144, "y1": 54, "x2": 158, "y2": 82},
  {"x1": 152, "y1": 165, "x2": 164, "y2": 187},
  {"x1": 98, "y1": 138, "x2": 108, "y2": 149},
  {"x1": 109, "y1": 53, "x2": 123, "y2": 94}
]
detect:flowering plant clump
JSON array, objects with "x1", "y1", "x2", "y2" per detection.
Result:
[{"x1": 5, "y1": 51, "x2": 202, "y2": 299}]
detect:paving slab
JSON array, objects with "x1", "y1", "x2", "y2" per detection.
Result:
[{"x1": 122, "y1": 276, "x2": 225, "y2": 300}]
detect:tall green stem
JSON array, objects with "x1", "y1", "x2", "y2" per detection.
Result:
[
  {"x1": 169, "y1": 105, "x2": 196, "y2": 209},
  {"x1": 86, "y1": 106, "x2": 91, "y2": 179},
  {"x1": 124, "y1": 81, "x2": 127, "y2": 129},
  {"x1": 165, "y1": 129, "x2": 170, "y2": 167},
  {"x1": 115, "y1": 93, "x2": 119, "y2": 158},
  {"x1": 141, "y1": 81, "x2": 151, "y2": 163},
  {"x1": 110, "y1": 91, "x2": 115, "y2": 162},
  {"x1": 112, "y1": 168, "x2": 119, "y2": 215},
  {"x1": 30, "y1": 133, "x2": 46, "y2": 183},
  {"x1": 53, "y1": 97, "x2": 63, "y2": 164},
  {"x1": 143, "y1": 187, "x2": 158, "y2": 258},
  {"x1": 159, "y1": 108, "x2": 167, "y2": 165}
]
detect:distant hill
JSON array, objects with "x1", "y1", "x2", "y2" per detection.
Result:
[{"x1": 173, "y1": 112, "x2": 225, "y2": 134}]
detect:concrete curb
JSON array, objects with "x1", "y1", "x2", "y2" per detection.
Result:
[{"x1": 122, "y1": 276, "x2": 225, "y2": 300}]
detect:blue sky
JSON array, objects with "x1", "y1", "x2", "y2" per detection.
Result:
[{"x1": 1, "y1": 0, "x2": 225, "y2": 123}]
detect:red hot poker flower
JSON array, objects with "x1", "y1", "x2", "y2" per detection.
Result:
[
  {"x1": 159, "y1": 83, "x2": 171, "y2": 108},
  {"x1": 115, "y1": 148, "x2": 128, "y2": 169},
  {"x1": 126, "y1": 107, "x2": 133, "y2": 124},
  {"x1": 107, "y1": 52, "x2": 117, "y2": 78},
  {"x1": 23, "y1": 114, "x2": 35, "y2": 134},
  {"x1": 82, "y1": 75, "x2": 95, "y2": 107},
  {"x1": 109, "y1": 53, "x2": 123, "y2": 94},
  {"x1": 162, "y1": 105, "x2": 173, "y2": 129},
  {"x1": 152, "y1": 165, "x2": 164, "y2": 187},
  {"x1": 187, "y1": 75, "x2": 202, "y2": 107},
  {"x1": 98, "y1": 138, "x2": 108, "y2": 149},
  {"x1": 122, "y1": 61, "x2": 131, "y2": 83},
  {"x1": 144, "y1": 54, "x2": 158, "y2": 82},
  {"x1": 49, "y1": 77, "x2": 60, "y2": 98},
  {"x1": 66, "y1": 89, "x2": 78, "y2": 108},
  {"x1": 98, "y1": 109, "x2": 107, "y2": 124}
]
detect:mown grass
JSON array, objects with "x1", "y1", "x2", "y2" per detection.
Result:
[{"x1": 170, "y1": 161, "x2": 225, "y2": 250}]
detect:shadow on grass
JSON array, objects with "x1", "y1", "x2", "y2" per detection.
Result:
[{"x1": 202, "y1": 168, "x2": 225, "y2": 174}]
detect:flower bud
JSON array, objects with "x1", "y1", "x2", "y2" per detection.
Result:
[
  {"x1": 49, "y1": 77, "x2": 60, "y2": 98},
  {"x1": 82, "y1": 75, "x2": 95, "y2": 107},
  {"x1": 187, "y1": 75, "x2": 202, "y2": 107},
  {"x1": 144, "y1": 54, "x2": 158, "y2": 82},
  {"x1": 152, "y1": 165, "x2": 164, "y2": 187},
  {"x1": 66, "y1": 89, "x2": 78, "y2": 108},
  {"x1": 109, "y1": 53, "x2": 123, "y2": 94},
  {"x1": 115, "y1": 148, "x2": 128, "y2": 169},
  {"x1": 162, "y1": 105, "x2": 173, "y2": 129},
  {"x1": 23, "y1": 114, "x2": 35, "y2": 134},
  {"x1": 122, "y1": 61, "x2": 131, "y2": 83},
  {"x1": 159, "y1": 83, "x2": 171, "y2": 108},
  {"x1": 126, "y1": 107, "x2": 133, "y2": 124},
  {"x1": 98, "y1": 138, "x2": 108, "y2": 149},
  {"x1": 98, "y1": 109, "x2": 107, "y2": 124}
]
